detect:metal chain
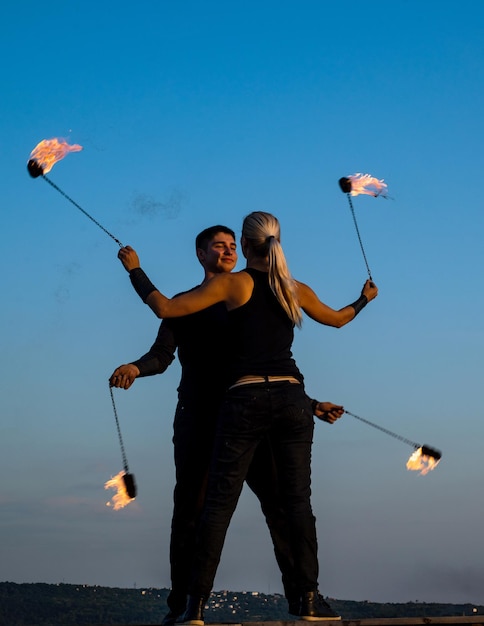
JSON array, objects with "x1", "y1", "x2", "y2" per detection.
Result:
[
  {"x1": 346, "y1": 193, "x2": 373, "y2": 281},
  {"x1": 109, "y1": 384, "x2": 129, "y2": 472},
  {"x1": 42, "y1": 175, "x2": 123, "y2": 247},
  {"x1": 344, "y1": 410, "x2": 419, "y2": 449}
]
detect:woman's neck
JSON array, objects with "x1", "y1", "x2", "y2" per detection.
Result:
[{"x1": 246, "y1": 258, "x2": 269, "y2": 272}]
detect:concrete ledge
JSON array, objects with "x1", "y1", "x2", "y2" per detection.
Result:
[
  {"x1": 110, "y1": 618, "x2": 484, "y2": 626},
  {"x1": 245, "y1": 620, "x2": 483, "y2": 626},
  {"x1": 343, "y1": 615, "x2": 484, "y2": 626}
]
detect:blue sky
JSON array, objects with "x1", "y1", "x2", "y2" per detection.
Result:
[{"x1": 1, "y1": 0, "x2": 483, "y2": 605}]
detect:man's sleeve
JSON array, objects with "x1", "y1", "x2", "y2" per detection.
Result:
[{"x1": 131, "y1": 320, "x2": 177, "y2": 377}]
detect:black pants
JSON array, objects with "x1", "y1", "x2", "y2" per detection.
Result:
[
  {"x1": 187, "y1": 382, "x2": 318, "y2": 599},
  {"x1": 167, "y1": 388, "x2": 305, "y2": 610}
]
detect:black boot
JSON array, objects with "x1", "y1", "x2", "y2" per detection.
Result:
[
  {"x1": 300, "y1": 591, "x2": 341, "y2": 621},
  {"x1": 162, "y1": 609, "x2": 182, "y2": 626},
  {"x1": 176, "y1": 595, "x2": 207, "y2": 626},
  {"x1": 162, "y1": 592, "x2": 187, "y2": 625}
]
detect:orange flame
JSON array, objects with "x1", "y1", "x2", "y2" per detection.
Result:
[
  {"x1": 29, "y1": 138, "x2": 83, "y2": 175},
  {"x1": 105, "y1": 470, "x2": 135, "y2": 510},
  {"x1": 348, "y1": 173, "x2": 388, "y2": 197},
  {"x1": 406, "y1": 447, "x2": 440, "y2": 475}
]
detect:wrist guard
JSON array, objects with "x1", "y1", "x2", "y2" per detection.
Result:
[
  {"x1": 129, "y1": 267, "x2": 157, "y2": 303},
  {"x1": 349, "y1": 294, "x2": 368, "y2": 317}
]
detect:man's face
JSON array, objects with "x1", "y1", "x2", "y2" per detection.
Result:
[{"x1": 197, "y1": 232, "x2": 237, "y2": 274}]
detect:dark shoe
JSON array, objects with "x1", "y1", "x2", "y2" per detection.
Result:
[
  {"x1": 176, "y1": 595, "x2": 206, "y2": 626},
  {"x1": 300, "y1": 592, "x2": 341, "y2": 621},
  {"x1": 162, "y1": 610, "x2": 181, "y2": 626}
]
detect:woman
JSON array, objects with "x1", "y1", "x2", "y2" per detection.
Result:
[{"x1": 118, "y1": 212, "x2": 378, "y2": 623}]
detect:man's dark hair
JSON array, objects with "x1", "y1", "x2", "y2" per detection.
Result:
[{"x1": 195, "y1": 225, "x2": 236, "y2": 251}]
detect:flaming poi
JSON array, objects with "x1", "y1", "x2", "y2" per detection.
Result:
[
  {"x1": 107, "y1": 384, "x2": 137, "y2": 507},
  {"x1": 105, "y1": 470, "x2": 136, "y2": 510},
  {"x1": 339, "y1": 173, "x2": 388, "y2": 198},
  {"x1": 27, "y1": 137, "x2": 123, "y2": 246},
  {"x1": 345, "y1": 409, "x2": 441, "y2": 474},
  {"x1": 406, "y1": 446, "x2": 441, "y2": 476},
  {"x1": 338, "y1": 172, "x2": 388, "y2": 280},
  {"x1": 28, "y1": 138, "x2": 83, "y2": 177}
]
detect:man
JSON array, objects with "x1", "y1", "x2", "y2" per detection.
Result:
[{"x1": 110, "y1": 225, "x2": 343, "y2": 624}]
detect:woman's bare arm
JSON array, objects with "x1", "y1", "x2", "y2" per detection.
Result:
[
  {"x1": 145, "y1": 272, "x2": 250, "y2": 318},
  {"x1": 118, "y1": 245, "x2": 253, "y2": 318},
  {"x1": 297, "y1": 279, "x2": 378, "y2": 327}
]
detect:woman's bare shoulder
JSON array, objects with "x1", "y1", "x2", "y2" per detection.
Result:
[{"x1": 226, "y1": 269, "x2": 254, "y2": 308}]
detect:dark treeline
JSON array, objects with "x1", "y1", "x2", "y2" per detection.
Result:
[{"x1": 0, "y1": 582, "x2": 482, "y2": 626}]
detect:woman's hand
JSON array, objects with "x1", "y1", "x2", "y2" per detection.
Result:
[
  {"x1": 362, "y1": 279, "x2": 378, "y2": 302},
  {"x1": 118, "y1": 245, "x2": 141, "y2": 272}
]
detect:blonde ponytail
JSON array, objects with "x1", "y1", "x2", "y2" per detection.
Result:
[{"x1": 242, "y1": 212, "x2": 302, "y2": 327}]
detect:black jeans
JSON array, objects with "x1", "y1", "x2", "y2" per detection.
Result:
[
  {"x1": 168, "y1": 392, "x2": 305, "y2": 611},
  {"x1": 188, "y1": 381, "x2": 318, "y2": 598},
  {"x1": 168, "y1": 400, "x2": 218, "y2": 612}
]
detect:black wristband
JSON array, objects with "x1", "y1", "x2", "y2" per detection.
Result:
[
  {"x1": 349, "y1": 294, "x2": 368, "y2": 317},
  {"x1": 310, "y1": 398, "x2": 319, "y2": 414},
  {"x1": 129, "y1": 267, "x2": 157, "y2": 303}
]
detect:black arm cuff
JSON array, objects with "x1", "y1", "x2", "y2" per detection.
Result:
[
  {"x1": 349, "y1": 294, "x2": 368, "y2": 317},
  {"x1": 310, "y1": 398, "x2": 318, "y2": 414},
  {"x1": 129, "y1": 267, "x2": 157, "y2": 303}
]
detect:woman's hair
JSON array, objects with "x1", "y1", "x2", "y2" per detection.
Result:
[{"x1": 242, "y1": 211, "x2": 302, "y2": 327}]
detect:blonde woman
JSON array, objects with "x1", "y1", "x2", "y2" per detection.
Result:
[{"x1": 118, "y1": 212, "x2": 377, "y2": 624}]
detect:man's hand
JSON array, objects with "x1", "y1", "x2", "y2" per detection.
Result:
[
  {"x1": 314, "y1": 401, "x2": 344, "y2": 424},
  {"x1": 109, "y1": 364, "x2": 140, "y2": 390},
  {"x1": 118, "y1": 245, "x2": 141, "y2": 272}
]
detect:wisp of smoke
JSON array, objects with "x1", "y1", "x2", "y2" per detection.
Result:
[
  {"x1": 130, "y1": 190, "x2": 183, "y2": 221},
  {"x1": 54, "y1": 262, "x2": 81, "y2": 304}
]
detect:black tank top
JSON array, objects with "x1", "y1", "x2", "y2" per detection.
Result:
[{"x1": 227, "y1": 267, "x2": 303, "y2": 385}]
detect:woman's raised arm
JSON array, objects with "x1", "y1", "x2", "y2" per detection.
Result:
[
  {"x1": 118, "y1": 245, "x2": 252, "y2": 318},
  {"x1": 297, "y1": 279, "x2": 378, "y2": 327}
]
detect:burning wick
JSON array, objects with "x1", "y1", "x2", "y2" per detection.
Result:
[
  {"x1": 345, "y1": 410, "x2": 442, "y2": 473},
  {"x1": 339, "y1": 173, "x2": 388, "y2": 198},
  {"x1": 108, "y1": 384, "x2": 137, "y2": 503},
  {"x1": 27, "y1": 138, "x2": 123, "y2": 247},
  {"x1": 338, "y1": 173, "x2": 388, "y2": 281},
  {"x1": 105, "y1": 470, "x2": 136, "y2": 510},
  {"x1": 407, "y1": 446, "x2": 442, "y2": 475},
  {"x1": 27, "y1": 137, "x2": 83, "y2": 177}
]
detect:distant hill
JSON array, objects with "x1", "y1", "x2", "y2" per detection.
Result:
[{"x1": 0, "y1": 582, "x2": 482, "y2": 626}]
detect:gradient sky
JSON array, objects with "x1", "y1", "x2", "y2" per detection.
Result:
[{"x1": 1, "y1": 0, "x2": 483, "y2": 605}]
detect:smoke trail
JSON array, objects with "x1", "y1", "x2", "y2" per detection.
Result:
[
  {"x1": 54, "y1": 262, "x2": 81, "y2": 304},
  {"x1": 129, "y1": 189, "x2": 183, "y2": 221}
]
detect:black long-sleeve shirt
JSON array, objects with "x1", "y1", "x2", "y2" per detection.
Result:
[{"x1": 131, "y1": 286, "x2": 230, "y2": 406}]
